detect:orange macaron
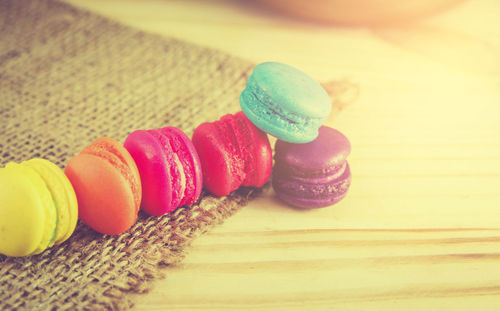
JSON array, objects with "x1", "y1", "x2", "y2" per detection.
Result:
[{"x1": 65, "y1": 137, "x2": 142, "y2": 235}]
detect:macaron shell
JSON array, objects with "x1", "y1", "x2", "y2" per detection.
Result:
[
  {"x1": 192, "y1": 121, "x2": 237, "y2": 197},
  {"x1": 275, "y1": 126, "x2": 351, "y2": 171},
  {"x1": 193, "y1": 113, "x2": 272, "y2": 196},
  {"x1": 124, "y1": 130, "x2": 174, "y2": 216},
  {"x1": 273, "y1": 163, "x2": 352, "y2": 209},
  {"x1": 23, "y1": 158, "x2": 78, "y2": 245},
  {"x1": 240, "y1": 100, "x2": 320, "y2": 143},
  {"x1": 275, "y1": 185, "x2": 349, "y2": 208},
  {"x1": 240, "y1": 62, "x2": 331, "y2": 143},
  {"x1": 217, "y1": 114, "x2": 247, "y2": 187},
  {"x1": 84, "y1": 137, "x2": 142, "y2": 213},
  {"x1": 247, "y1": 62, "x2": 331, "y2": 118},
  {"x1": 65, "y1": 153, "x2": 138, "y2": 235},
  {"x1": 0, "y1": 163, "x2": 56, "y2": 256},
  {"x1": 235, "y1": 111, "x2": 272, "y2": 187}
]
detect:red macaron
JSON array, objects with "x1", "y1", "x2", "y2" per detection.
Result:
[
  {"x1": 192, "y1": 111, "x2": 272, "y2": 197},
  {"x1": 65, "y1": 137, "x2": 142, "y2": 235}
]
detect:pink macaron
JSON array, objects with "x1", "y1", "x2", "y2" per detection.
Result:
[{"x1": 124, "y1": 126, "x2": 203, "y2": 216}]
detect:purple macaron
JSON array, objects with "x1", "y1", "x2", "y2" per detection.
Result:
[{"x1": 272, "y1": 126, "x2": 351, "y2": 208}]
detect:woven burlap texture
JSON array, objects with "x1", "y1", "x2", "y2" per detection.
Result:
[
  {"x1": 0, "y1": 0, "x2": 356, "y2": 310},
  {"x1": 0, "y1": 0, "x2": 260, "y2": 310}
]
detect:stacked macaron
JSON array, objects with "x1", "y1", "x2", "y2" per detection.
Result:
[
  {"x1": 191, "y1": 62, "x2": 351, "y2": 205},
  {"x1": 238, "y1": 62, "x2": 352, "y2": 208},
  {"x1": 0, "y1": 61, "x2": 351, "y2": 257},
  {"x1": 272, "y1": 127, "x2": 351, "y2": 208},
  {"x1": 240, "y1": 62, "x2": 332, "y2": 143}
]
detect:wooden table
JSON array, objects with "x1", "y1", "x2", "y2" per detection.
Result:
[{"x1": 65, "y1": 0, "x2": 500, "y2": 309}]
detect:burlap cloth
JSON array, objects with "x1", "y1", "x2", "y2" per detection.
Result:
[{"x1": 0, "y1": 0, "x2": 356, "y2": 310}]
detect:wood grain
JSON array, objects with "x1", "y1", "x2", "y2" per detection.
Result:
[
  {"x1": 62, "y1": 0, "x2": 500, "y2": 309},
  {"x1": 134, "y1": 226, "x2": 500, "y2": 310}
]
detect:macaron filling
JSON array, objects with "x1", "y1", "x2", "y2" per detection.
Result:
[
  {"x1": 151, "y1": 128, "x2": 200, "y2": 208},
  {"x1": 33, "y1": 158, "x2": 78, "y2": 243},
  {"x1": 149, "y1": 129, "x2": 184, "y2": 208},
  {"x1": 164, "y1": 127, "x2": 201, "y2": 206},
  {"x1": 23, "y1": 160, "x2": 66, "y2": 246},
  {"x1": 273, "y1": 164, "x2": 351, "y2": 199},
  {"x1": 22, "y1": 167, "x2": 58, "y2": 255},
  {"x1": 169, "y1": 134, "x2": 200, "y2": 206},
  {"x1": 274, "y1": 161, "x2": 348, "y2": 183},
  {"x1": 172, "y1": 153, "x2": 187, "y2": 203}
]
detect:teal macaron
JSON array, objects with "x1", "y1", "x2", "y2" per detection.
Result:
[{"x1": 240, "y1": 62, "x2": 331, "y2": 143}]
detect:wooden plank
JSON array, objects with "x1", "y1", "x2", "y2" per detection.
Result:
[
  {"x1": 62, "y1": 0, "x2": 500, "y2": 309},
  {"x1": 134, "y1": 227, "x2": 500, "y2": 310}
]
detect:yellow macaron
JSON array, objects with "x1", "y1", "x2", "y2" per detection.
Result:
[{"x1": 0, "y1": 158, "x2": 78, "y2": 257}]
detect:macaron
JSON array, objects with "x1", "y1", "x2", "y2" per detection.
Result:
[
  {"x1": 192, "y1": 111, "x2": 272, "y2": 197},
  {"x1": 0, "y1": 158, "x2": 78, "y2": 257},
  {"x1": 240, "y1": 62, "x2": 331, "y2": 143},
  {"x1": 124, "y1": 126, "x2": 203, "y2": 216},
  {"x1": 272, "y1": 126, "x2": 351, "y2": 208},
  {"x1": 65, "y1": 137, "x2": 142, "y2": 235}
]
